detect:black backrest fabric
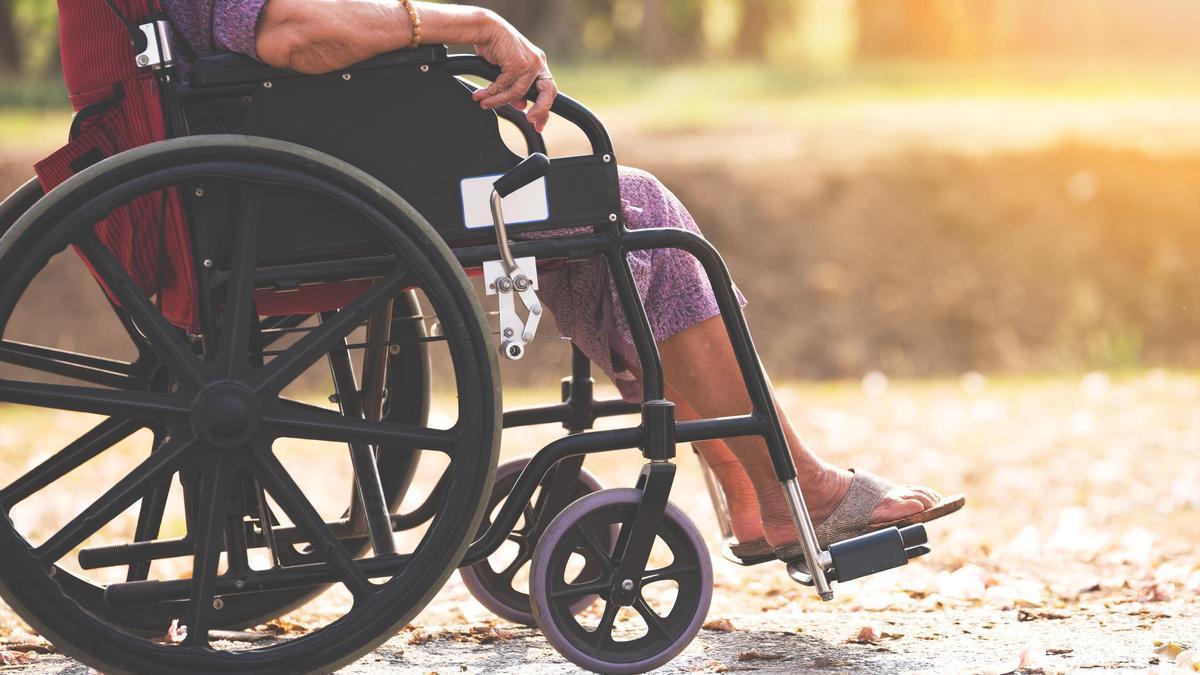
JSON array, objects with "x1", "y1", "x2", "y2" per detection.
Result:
[{"x1": 244, "y1": 62, "x2": 523, "y2": 259}]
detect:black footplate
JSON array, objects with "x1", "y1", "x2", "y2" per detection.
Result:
[{"x1": 787, "y1": 524, "x2": 930, "y2": 586}]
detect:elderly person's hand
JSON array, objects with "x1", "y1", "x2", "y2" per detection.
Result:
[
  {"x1": 257, "y1": 2, "x2": 557, "y2": 132},
  {"x1": 469, "y1": 13, "x2": 557, "y2": 132}
]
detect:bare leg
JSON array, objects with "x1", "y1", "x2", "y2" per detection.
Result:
[
  {"x1": 668, "y1": 389, "x2": 765, "y2": 544},
  {"x1": 658, "y1": 315, "x2": 941, "y2": 546}
]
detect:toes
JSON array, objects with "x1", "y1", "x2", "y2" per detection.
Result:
[
  {"x1": 903, "y1": 486, "x2": 939, "y2": 508},
  {"x1": 872, "y1": 496, "x2": 925, "y2": 523},
  {"x1": 892, "y1": 482, "x2": 936, "y2": 504},
  {"x1": 911, "y1": 486, "x2": 942, "y2": 506}
]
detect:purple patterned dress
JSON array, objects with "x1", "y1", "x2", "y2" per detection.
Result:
[{"x1": 163, "y1": 0, "x2": 746, "y2": 400}]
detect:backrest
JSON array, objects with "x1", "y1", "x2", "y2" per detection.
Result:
[
  {"x1": 187, "y1": 51, "x2": 619, "y2": 257},
  {"x1": 244, "y1": 57, "x2": 523, "y2": 259}
]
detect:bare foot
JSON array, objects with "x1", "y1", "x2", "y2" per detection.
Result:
[{"x1": 757, "y1": 469, "x2": 942, "y2": 547}]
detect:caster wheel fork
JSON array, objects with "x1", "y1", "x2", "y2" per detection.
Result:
[{"x1": 460, "y1": 456, "x2": 614, "y2": 625}]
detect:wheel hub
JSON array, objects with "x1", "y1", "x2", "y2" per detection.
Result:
[{"x1": 193, "y1": 382, "x2": 261, "y2": 449}]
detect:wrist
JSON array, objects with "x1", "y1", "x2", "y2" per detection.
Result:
[{"x1": 468, "y1": 7, "x2": 500, "y2": 43}]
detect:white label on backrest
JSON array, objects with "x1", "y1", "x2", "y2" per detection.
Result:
[{"x1": 460, "y1": 174, "x2": 549, "y2": 229}]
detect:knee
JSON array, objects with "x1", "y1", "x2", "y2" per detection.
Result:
[{"x1": 617, "y1": 166, "x2": 694, "y2": 231}]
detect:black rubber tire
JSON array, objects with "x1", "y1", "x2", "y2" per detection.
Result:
[
  {"x1": 0, "y1": 135, "x2": 500, "y2": 675},
  {"x1": 529, "y1": 489, "x2": 713, "y2": 674},
  {"x1": 459, "y1": 457, "x2": 609, "y2": 625}
]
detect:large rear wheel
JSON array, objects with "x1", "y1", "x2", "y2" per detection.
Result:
[{"x1": 0, "y1": 136, "x2": 499, "y2": 674}]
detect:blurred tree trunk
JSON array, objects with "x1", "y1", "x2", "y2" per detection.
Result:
[
  {"x1": 642, "y1": 0, "x2": 668, "y2": 63},
  {"x1": 734, "y1": 0, "x2": 773, "y2": 59},
  {"x1": 0, "y1": 2, "x2": 21, "y2": 74}
]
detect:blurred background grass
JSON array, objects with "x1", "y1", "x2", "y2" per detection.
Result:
[{"x1": 1, "y1": 0, "x2": 1198, "y2": 382}]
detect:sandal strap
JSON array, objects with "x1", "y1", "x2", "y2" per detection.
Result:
[{"x1": 813, "y1": 469, "x2": 893, "y2": 547}]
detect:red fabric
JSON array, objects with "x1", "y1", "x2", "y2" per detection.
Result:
[
  {"x1": 36, "y1": 0, "x2": 200, "y2": 330},
  {"x1": 36, "y1": 0, "x2": 386, "y2": 329}
]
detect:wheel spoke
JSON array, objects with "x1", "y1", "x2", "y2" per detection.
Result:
[
  {"x1": 181, "y1": 454, "x2": 232, "y2": 650},
  {"x1": 35, "y1": 436, "x2": 192, "y2": 564},
  {"x1": 0, "y1": 379, "x2": 188, "y2": 420},
  {"x1": 550, "y1": 579, "x2": 611, "y2": 601},
  {"x1": 591, "y1": 600, "x2": 619, "y2": 649},
  {"x1": 77, "y1": 234, "x2": 205, "y2": 385},
  {"x1": 127, "y1": 437, "x2": 173, "y2": 582},
  {"x1": 575, "y1": 527, "x2": 615, "y2": 574},
  {"x1": 215, "y1": 188, "x2": 262, "y2": 378},
  {"x1": 641, "y1": 563, "x2": 699, "y2": 585},
  {"x1": 0, "y1": 340, "x2": 146, "y2": 390},
  {"x1": 0, "y1": 418, "x2": 141, "y2": 509},
  {"x1": 256, "y1": 271, "x2": 409, "y2": 395},
  {"x1": 634, "y1": 596, "x2": 671, "y2": 639},
  {"x1": 263, "y1": 404, "x2": 457, "y2": 455},
  {"x1": 251, "y1": 449, "x2": 373, "y2": 599}
]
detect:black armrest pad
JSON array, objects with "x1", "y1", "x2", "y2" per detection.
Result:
[{"x1": 189, "y1": 45, "x2": 449, "y2": 88}]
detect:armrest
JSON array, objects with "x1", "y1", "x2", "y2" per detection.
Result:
[{"x1": 188, "y1": 45, "x2": 449, "y2": 88}]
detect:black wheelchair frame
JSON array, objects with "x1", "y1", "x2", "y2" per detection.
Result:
[{"x1": 0, "y1": 39, "x2": 932, "y2": 674}]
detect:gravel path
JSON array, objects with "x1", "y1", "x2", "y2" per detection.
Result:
[{"x1": 14, "y1": 604, "x2": 1195, "y2": 673}]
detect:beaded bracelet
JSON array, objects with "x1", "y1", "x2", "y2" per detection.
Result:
[{"x1": 402, "y1": 0, "x2": 421, "y2": 48}]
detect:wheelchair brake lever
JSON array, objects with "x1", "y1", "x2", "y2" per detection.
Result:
[
  {"x1": 484, "y1": 257, "x2": 540, "y2": 361},
  {"x1": 484, "y1": 154, "x2": 551, "y2": 361}
]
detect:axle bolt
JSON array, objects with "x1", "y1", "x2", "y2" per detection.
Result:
[
  {"x1": 388, "y1": 345, "x2": 402, "y2": 356},
  {"x1": 621, "y1": 579, "x2": 634, "y2": 591},
  {"x1": 212, "y1": 597, "x2": 224, "y2": 610},
  {"x1": 202, "y1": 259, "x2": 214, "y2": 269},
  {"x1": 194, "y1": 187, "x2": 205, "y2": 198}
]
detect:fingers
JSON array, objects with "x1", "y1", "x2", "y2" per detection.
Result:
[
  {"x1": 478, "y1": 68, "x2": 538, "y2": 111},
  {"x1": 471, "y1": 68, "x2": 517, "y2": 105},
  {"x1": 526, "y1": 76, "x2": 558, "y2": 132}
]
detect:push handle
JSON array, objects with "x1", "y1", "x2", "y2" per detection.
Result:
[{"x1": 493, "y1": 153, "x2": 550, "y2": 198}]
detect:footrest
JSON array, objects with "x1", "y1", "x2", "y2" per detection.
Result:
[
  {"x1": 785, "y1": 524, "x2": 929, "y2": 586},
  {"x1": 829, "y1": 524, "x2": 927, "y2": 583}
]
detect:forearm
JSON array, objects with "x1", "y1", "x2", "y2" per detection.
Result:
[{"x1": 257, "y1": 1, "x2": 494, "y2": 73}]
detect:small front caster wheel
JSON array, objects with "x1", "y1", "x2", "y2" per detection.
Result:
[
  {"x1": 529, "y1": 488, "x2": 713, "y2": 674},
  {"x1": 460, "y1": 457, "x2": 611, "y2": 625}
]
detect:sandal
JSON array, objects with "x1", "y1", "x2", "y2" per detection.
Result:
[{"x1": 773, "y1": 469, "x2": 965, "y2": 561}]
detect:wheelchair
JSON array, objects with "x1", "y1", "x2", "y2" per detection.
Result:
[{"x1": 0, "y1": 6, "x2": 934, "y2": 674}]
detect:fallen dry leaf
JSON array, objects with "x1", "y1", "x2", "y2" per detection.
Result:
[
  {"x1": 1140, "y1": 582, "x2": 1177, "y2": 602},
  {"x1": 164, "y1": 619, "x2": 187, "y2": 644},
  {"x1": 1155, "y1": 642, "x2": 1189, "y2": 660},
  {"x1": 735, "y1": 651, "x2": 786, "y2": 662},
  {"x1": 0, "y1": 642, "x2": 54, "y2": 654},
  {"x1": 406, "y1": 630, "x2": 434, "y2": 645},
  {"x1": 974, "y1": 639, "x2": 1042, "y2": 675},
  {"x1": 0, "y1": 650, "x2": 36, "y2": 666},
  {"x1": 701, "y1": 618, "x2": 736, "y2": 633},
  {"x1": 851, "y1": 624, "x2": 881, "y2": 643},
  {"x1": 1017, "y1": 609, "x2": 1069, "y2": 621},
  {"x1": 262, "y1": 618, "x2": 310, "y2": 635},
  {"x1": 849, "y1": 624, "x2": 904, "y2": 644}
]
